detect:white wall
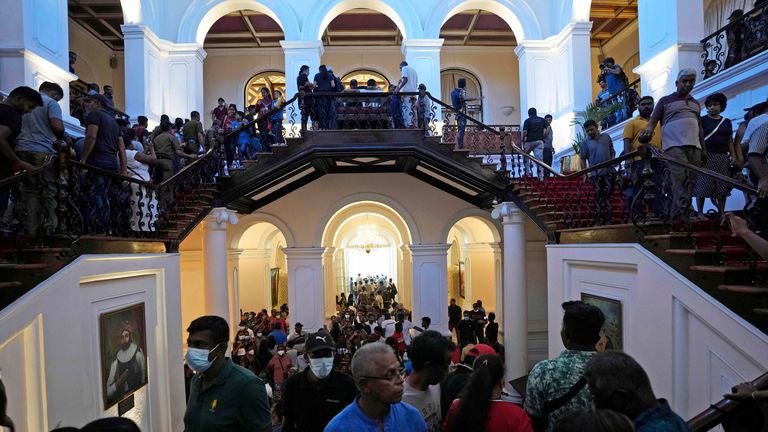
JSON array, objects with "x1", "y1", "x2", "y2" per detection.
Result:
[
  {"x1": 0, "y1": 254, "x2": 185, "y2": 431},
  {"x1": 547, "y1": 244, "x2": 768, "y2": 419}
]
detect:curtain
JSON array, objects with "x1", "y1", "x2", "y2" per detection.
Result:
[{"x1": 704, "y1": 0, "x2": 752, "y2": 34}]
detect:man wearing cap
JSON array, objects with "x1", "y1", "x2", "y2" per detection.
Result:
[
  {"x1": 641, "y1": 69, "x2": 706, "y2": 223},
  {"x1": 741, "y1": 101, "x2": 768, "y2": 148},
  {"x1": 282, "y1": 331, "x2": 357, "y2": 432}
]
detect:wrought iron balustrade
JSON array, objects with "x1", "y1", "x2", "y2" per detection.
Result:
[
  {"x1": 701, "y1": 2, "x2": 768, "y2": 78},
  {"x1": 596, "y1": 79, "x2": 641, "y2": 129},
  {"x1": 69, "y1": 81, "x2": 130, "y2": 126}
]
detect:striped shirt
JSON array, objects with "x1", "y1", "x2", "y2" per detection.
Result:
[{"x1": 650, "y1": 92, "x2": 702, "y2": 151}]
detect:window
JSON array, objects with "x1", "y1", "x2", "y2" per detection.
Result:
[
  {"x1": 441, "y1": 69, "x2": 483, "y2": 122},
  {"x1": 340, "y1": 69, "x2": 390, "y2": 91},
  {"x1": 244, "y1": 71, "x2": 285, "y2": 108}
]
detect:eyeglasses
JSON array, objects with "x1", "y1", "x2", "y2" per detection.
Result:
[{"x1": 360, "y1": 367, "x2": 405, "y2": 382}]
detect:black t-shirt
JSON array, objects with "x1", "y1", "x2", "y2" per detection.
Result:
[
  {"x1": 456, "y1": 320, "x2": 477, "y2": 345},
  {"x1": 313, "y1": 72, "x2": 334, "y2": 92},
  {"x1": 485, "y1": 322, "x2": 499, "y2": 342},
  {"x1": 701, "y1": 115, "x2": 733, "y2": 154},
  {"x1": 523, "y1": 116, "x2": 547, "y2": 142},
  {"x1": 448, "y1": 304, "x2": 462, "y2": 324},
  {"x1": 0, "y1": 103, "x2": 22, "y2": 147},
  {"x1": 85, "y1": 109, "x2": 121, "y2": 170},
  {"x1": 282, "y1": 368, "x2": 358, "y2": 432},
  {"x1": 297, "y1": 74, "x2": 309, "y2": 90}
]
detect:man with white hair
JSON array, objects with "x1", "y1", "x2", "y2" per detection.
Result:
[
  {"x1": 324, "y1": 342, "x2": 427, "y2": 431},
  {"x1": 641, "y1": 68, "x2": 706, "y2": 222}
]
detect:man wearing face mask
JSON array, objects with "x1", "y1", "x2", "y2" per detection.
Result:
[
  {"x1": 281, "y1": 331, "x2": 357, "y2": 432},
  {"x1": 456, "y1": 311, "x2": 477, "y2": 350},
  {"x1": 184, "y1": 315, "x2": 271, "y2": 432}
]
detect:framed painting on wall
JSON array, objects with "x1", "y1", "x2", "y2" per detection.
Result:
[
  {"x1": 458, "y1": 261, "x2": 466, "y2": 299},
  {"x1": 99, "y1": 303, "x2": 148, "y2": 409},
  {"x1": 271, "y1": 268, "x2": 280, "y2": 308},
  {"x1": 580, "y1": 293, "x2": 623, "y2": 351}
]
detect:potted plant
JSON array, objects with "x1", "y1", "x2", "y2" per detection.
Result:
[{"x1": 561, "y1": 102, "x2": 623, "y2": 173}]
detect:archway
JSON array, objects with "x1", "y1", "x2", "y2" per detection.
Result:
[
  {"x1": 232, "y1": 221, "x2": 290, "y2": 315},
  {"x1": 321, "y1": 200, "x2": 414, "y2": 319},
  {"x1": 244, "y1": 71, "x2": 286, "y2": 108},
  {"x1": 424, "y1": 0, "x2": 543, "y2": 42},
  {"x1": 441, "y1": 68, "x2": 484, "y2": 122},
  {"x1": 444, "y1": 216, "x2": 502, "y2": 322},
  {"x1": 306, "y1": 0, "x2": 420, "y2": 41},
  {"x1": 341, "y1": 69, "x2": 390, "y2": 90}
]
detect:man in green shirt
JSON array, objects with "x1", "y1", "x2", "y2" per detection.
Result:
[
  {"x1": 182, "y1": 111, "x2": 205, "y2": 155},
  {"x1": 184, "y1": 315, "x2": 272, "y2": 432}
]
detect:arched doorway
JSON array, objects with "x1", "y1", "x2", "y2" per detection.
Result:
[
  {"x1": 441, "y1": 68, "x2": 484, "y2": 122},
  {"x1": 321, "y1": 201, "x2": 414, "y2": 319},
  {"x1": 445, "y1": 216, "x2": 502, "y2": 321},
  {"x1": 232, "y1": 221, "x2": 289, "y2": 314},
  {"x1": 244, "y1": 71, "x2": 286, "y2": 108},
  {"x1": 340, "y1": 69, "x2": 390, "y2": 90}
]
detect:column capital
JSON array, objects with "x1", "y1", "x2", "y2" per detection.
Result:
[
  {"x1": 203, "y1": 207, "x2": 238, "y2": 231},
  {"x1": 401, "y1": 38, "x2": 444, "y2": 52},
  {"x1": 463, "y1": 242, "x2": 503, "y2": 254},
  {"x1": 407, "y1": 243, "x2": 451, "y2": 256},
  {"x1": 282, "y1": 247, "x2": 326, "y2": 259},
  {"x1": 492, "y1": 202, "x2": 525, "y2": 225},
  {"x1": 280, "y1": 39, "x2": 324, "y2": 54}
]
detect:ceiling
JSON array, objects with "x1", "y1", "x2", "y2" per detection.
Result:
[
  {"x1": 67, "y1": 2, "x2": 637, "y2": 51},
  {"x1": 589, "y1": 0, "x2": 638, "y2": 47}
]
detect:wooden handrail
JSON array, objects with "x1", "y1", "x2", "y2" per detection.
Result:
[
  {"x1": 688, "y1": 372, "x2": 768, "y2": 431},
  {"x1": 0, "y1": 155, "x2": 56, "y2": 188},
  {"x1": 650, "y1": 147, "x2": 758, "y2": 195},
  {"x1": 426, "y1": 92, "x2": 501, "y2": 135}
]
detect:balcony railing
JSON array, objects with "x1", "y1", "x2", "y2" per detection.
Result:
[
  {"x1": 701, "y1": 2, "x2": 768, "y2": 78},
  {"x1": 70, "y1": 80, "x2": 130, "y2": 125},
  {"x1": 596, "y1": 78, "x2": 641, "y2": 129}
]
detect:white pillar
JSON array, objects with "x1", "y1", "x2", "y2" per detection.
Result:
[
  {"x1": 635, "y1": 0, "x2": 705, "y2": 101},
  {"x1": 408, "y1": 243, "x2": 451, "y2": 335},
  {"x1": 284, "y1": 247, "x2": 326, "y2": 332},
  {"x1": 398, "y1": 245, "x2": 412, "y2": 310},
  {"x1": 400, "y1": 39, "x2": 444, "y2": 97},
  {"x1": 203, "y1": 208, "x2": 239, "y2": 322},
  {"x1": 281, "y1": 40, "x2": 324, "y2": 98},
  {"x1": 515, "y1": 22, "x2": 592, "y2": 151},
  {"x1": 122, "y1": 24, "x2": 206, "y2": 124},
  {"x1": 491, "y1": 202, "x2": 528, "y2": 379},
  {"x1": 0, "y1": 0, "x2": 79, "y2": 131},
  {"x1": 322, "y1": 246, "x2": 337, "y2": 319}
]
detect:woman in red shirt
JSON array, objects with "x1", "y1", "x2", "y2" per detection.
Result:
[{"x1": 445, "y1": 354, "x2": 533, "y2": 432}]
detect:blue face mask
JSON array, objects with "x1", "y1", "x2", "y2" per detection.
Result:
[{"x1": 185, "y1": 343, "x2": 220, "y2": 373}]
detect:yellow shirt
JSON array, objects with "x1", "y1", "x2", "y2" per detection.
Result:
[{"x1": 623, "y1": 115, "x2": 661, "y2": 160}]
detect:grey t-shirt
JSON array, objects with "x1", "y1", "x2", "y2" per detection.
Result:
[
  {"x1": 402, "y1": 381, "x2": 442, "y2": 432},
  {"x1": 579, "y1": 132, "x2": 616, "y2": 176},
  {"x1": 15, "y1": 93, "x2": 62, "y2": 153}
]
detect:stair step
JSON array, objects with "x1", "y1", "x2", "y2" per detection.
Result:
[
  {"x1": 690, "y1": 262, "x2": 768, "y2": 274},
  {"x1": 754, "y1": 308, "x2": 768, "y2": 316},
  {"x1": 718, "y1": 284, "x2": 768, "y2": 295},
  {"x1": 0, "y1": 263, "x2": 51, "y2": 270},
  {"x1": 665, "y1": 246, "x2": 752, "y2": 258},
  {"x1": 0, "y1": 281, "x2": 22, "y2": 289}
]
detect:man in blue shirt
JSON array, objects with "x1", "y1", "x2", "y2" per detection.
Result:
[
  {"x1": 269, "y1": 321, "x2": 288, "y2": 346},
  {"x1": 450, "y1": 78, "x2": 478, "y2": 149},
  {"x1": 586, "y1": 351, "x2": 689, "y2": 432},
  {"x1": 325, "y1": 342, "x2": 427, "y2": 432},
  {"x1": 579, "y1": 119, "x2": 616, "y2": 225}
]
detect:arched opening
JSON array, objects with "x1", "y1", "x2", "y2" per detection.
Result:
[
  {"x1": 445, "y1": 216, "x2": 501, "y2": 322},
  {"x1": 340, "y1": 69, "x2": 390, "y2": 90},
  {"x1": 321, "y1": 201, "x2": 413, "y2": 319},
  {"x1": 244, "y1": 71, "x2": 286, "y2": 109},
  {"x1": 233, "y1": 221, "x2": 289, "y2": 313},
  {"x1": 201, "y1": 9, "x2": 285, "y2": 118},
  {"x1": 439, "y1": 9, "x2": 519, "y2": 125},
  {"x1": 441, "y1": 68, "x2": 484, "y2": 122},
  {"x1": 321, "y1": 8, "x2": 402, "y2": 47}
]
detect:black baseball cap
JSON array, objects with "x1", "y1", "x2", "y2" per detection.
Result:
[{"x1": 305, "y1": 331, "x2": 334, "y2": 353}]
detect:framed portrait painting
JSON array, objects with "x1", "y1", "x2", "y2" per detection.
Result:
[
  {"x1": 99, "y1": 303, "x2": 148, "y2": 409},
  {"x1": 580, "y1": 293, "x2": 623, "y2": 351},
  {"x1": 458, "y1": 261, "x2": 466, "y2": 299}
]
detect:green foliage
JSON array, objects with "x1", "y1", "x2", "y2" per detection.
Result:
[{"x1": 570, "y1": 102, "x2": 623, "y2": 153}]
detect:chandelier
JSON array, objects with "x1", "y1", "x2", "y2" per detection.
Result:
[{"x1": 348, "y1": 224, "x2": 388, "y2": 254}]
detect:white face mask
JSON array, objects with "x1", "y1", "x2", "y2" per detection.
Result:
[
  {"x1": 345, "y1": 315, "x2": 350, "y2": 319},
  {"x1": 185, "y1": 343, "x2": 220, "y2": 373},
  {"x1": 309, "y1": 357, "x2": 334, "y2": 379},
  {"x1": 277, "y1": 350, "x2": 286, "y2": 356}
]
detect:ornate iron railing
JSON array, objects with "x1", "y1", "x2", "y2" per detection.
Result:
[
  {"x1": 596, "y1": 78, "x2": 641, "y2": 129},
  {"x1": 701, "y1": 2, "x2": 768, "y2": 78},
  {"x1": 69, "y1": 81, "x2": 130, "y2": 126}
]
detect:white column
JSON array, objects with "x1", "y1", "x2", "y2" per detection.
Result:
[
  {"x1": 284, "y1": 247, "x2": 326, "y2": 332},
  {"x1": 491, "y1": 202, "x2": 528, "y2": 379},
  {"x1": 203, "y1": 208, "x2": 239, "y2": 322},
  {"x1": 515, "y1": 22, "x2": 592, "y2": 151},
  {"x1": 281, "y1": 40, "x2": 324, "y2": 98},
  {"x1": 635, "y1": 0, "x2": 705, "y2": 101},
  {"x1": 408, "y1": 243, "x2": 451, "y2": 335},
  {"x1": 322, "y1": 246, "x2": 337, "y2": 319},
  {"x1": 122, "y1": 24, "x2": 206, "y2": 125},
  {"x1": 0, "y1": 0, "x2": 79, "y2": 131},
  {"x1": 401, "y1": 39, "x2": 444, "y2": 97},
  {"x1": 398, "y1": 245, "x2": 412, "y2": 310}
]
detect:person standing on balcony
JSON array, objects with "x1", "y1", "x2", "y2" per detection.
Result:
[
  {"x1": 601, "y1": 58, "x2": 626, "y2": 96},
  {"x1": 544, "y1": 114, "x2": 554, "y2": 174},
  {"x1": 211, "y1": 97, "x2": 228, "y2": 125},
  {"x1": 725, "y1": 9, "x2": 745, "y2": 69},
  {"x1": 416, "y1": 84, "x2": 432, "y2": 130},
  {"x1": 623, "y1": 96, "x2": 663, "y2": 216},
  {"x1": 641, "y1": 69, "x2": 706, "y2": 225},
  {"x1": 313, "y1": 65, "x2": 336, "y2": 130},
  {"x1": 153, "y1": 120, "x2": 196, "y2": 211},
  {"x1": 694, "y1": 93, "x2": 735, "y2": 218},
  {"x1": 182, "y1": 110, "x2": 205, "y2": 156},
  {"x1": 297, "y1": 65, "x2": 314, "y2": 132},
  {"x1": 451, "y1": 78, "x2": 478, "y2": 149},
  {"x1": 271, "y1": 89, "x2": 285, "y2": 146},
  {"x1": 580, "y1": 120, "x2": 616, "y2": 226},
  {"x1": 14, "y1": 82, "x2": 64, "y2": 241},
  {"x1": 522, "y1": 107, "x2": 549, "y2": 180},
  {"x1": 396, "y1": 61, "x2": 419, "y2": 128},
  {"x1": 103, "y1": 85, "x2": 115, "y2": 108}
]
